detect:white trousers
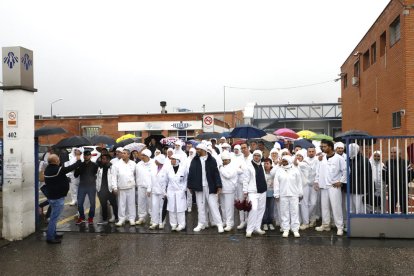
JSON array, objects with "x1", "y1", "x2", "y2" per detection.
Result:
[
  {"x1": 350, "y1": 194, "x2": 364, "y2": 214},
  {"x1": 321, "y1": 187, "x2": 343, "y2": 230},
  {"x1": 236, "y1": 183, "x2": 248, "y2": 224},
  {"x1": 280, "y1": 196, "x2": 300, "y2": 232},
  {"x1": 118, "y1": 188, "x2": 136, "y2": 222},
  {"x1": 246, "y1": 192, "x2": 266, "y2": 233},
  {"x1": 151, "y1": 194, "x2": 164, "y2": 225},
  {"x1": 169, "y1": 211, "x2": 186, "y2": 228},
  {"x1": 137, "y1": 186, "x2": 150, "y2": 220},
  {"x1": 273, "y1": 200, "x2": 281, "y2": 225},
  {"x1": 300, "y1": 185, "x2": 318, "y2": 225},
  {"x1": 220, "y1": 193, "x2": 235, "y2": 227},
  {"x1": 70, "y1": 177, "x2": 79, "y2": 202},
  {"x1": 195, "y1": 186, "x2": 223, "y2": 227},
  {"x1": 186, "y1": 188, "x2": 193, "y2": 209}
]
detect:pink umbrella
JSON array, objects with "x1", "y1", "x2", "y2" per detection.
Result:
[
  {"x1": 278, "y1": 132, "x2": 299, "y2": 139},
  {"x1": 274, "y1": 128, "x2": 295, "y2": 135}
]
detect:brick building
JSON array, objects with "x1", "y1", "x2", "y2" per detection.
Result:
[
  {"x1": 341, "y1": 0, "x2": 414, "y2": 135},
  {"x1": 1, "y1": 110, "x2": 243, "y2": 146}
]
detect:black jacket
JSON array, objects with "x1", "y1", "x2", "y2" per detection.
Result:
[
  {"x1": 74, "y1": 160, "x2": 98, "y2": 187},
  {"x1": 187, "y1": 153, "x2": 222, "y2": 194},
  {"x1": 44, "y1": 160, "x2": 82, "y2": 199}
]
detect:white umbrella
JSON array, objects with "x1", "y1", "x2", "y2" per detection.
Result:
[{"x1": 124, "y1": 143, "x2": 146, "y2": 152}]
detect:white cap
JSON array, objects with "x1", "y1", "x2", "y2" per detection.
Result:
[
  {"x1": 270, "y1": 148, "x2": 279, "y2": 155},
  {"x1": 282, "y1": 155, "x2": 293, "y2": 164},
  {"x1": 116, "y1": 147, "x2": 124, "y2": 152},
  {"x1": 167, "y1": 148, "x2": 174, "y2": 153},
  {"x1": 221, "y1": 143, "x2": 231, "y2": 149},
  {"x1": 170, "y1": 154, "x2": 180, "y2": 160},
  {"x1": 252, "y1": 150, "x2": 263, "y2": 159},
  {"x1": 273, "y1": 142, "x2": 281, "y2": 150},
  {"x1": 221, "y1": 151, "x2": 231, "y2": 160},
  {"x1": 155, "y1": 154, "x2": 166, "y2": 164},
  {"x1": 334, "y1": 142, "x2": 345, "y2": 150},
  {"x1": 295, "y1": 149, "x2": 307, "y2": 158},
  {"x1": 220, "y1": 136, "x2": 226, "y2": 140},
  {"x1": 234, "y1": 145, "x2": 241, "y2": 151},
  {"x1": 196, "y1": 143, "x2": 208, "y2": 152},
  {"x1": 174, "y1": 140, "x2": 182, "y2": 146},
  {"x1": 141, "y1": 149, "x2": 152, "y2": 158}
]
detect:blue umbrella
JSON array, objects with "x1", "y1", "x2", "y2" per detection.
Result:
[
  {"x1": 293, "y1": 139, "x2": 314, "y2": 149},
  {"x1": 185, "y1": 140, "x2": 200, "y2": 148},
  {"x1": 230, "y1": 125, "x2": 266, "y2": 139}
]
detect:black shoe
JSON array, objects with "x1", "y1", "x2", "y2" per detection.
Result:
[
  {"x1": 46, "y1": 239, "x2": 61, "y2": 244},
  {"x1": 55, "y1": 234, "x2": 64, "y2": 239}
]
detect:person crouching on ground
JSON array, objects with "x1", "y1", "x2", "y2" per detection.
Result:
[
  {"x1": 43, "y1": 153, "x2": 82, "y2": 244},
  {"x1": 274, "y1": 155, "x2": 303, "y2": 238}
]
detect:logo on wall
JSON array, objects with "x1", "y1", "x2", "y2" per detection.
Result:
[
  {"x1": 3, "y1": 52, "x2": 19, "y2": 69},
  {"x1": 21, "y1": 53, "x2": 33, "y2": 70},
  {"x1": 172, "y1": 121, "x2": 191, "y2": 130}
]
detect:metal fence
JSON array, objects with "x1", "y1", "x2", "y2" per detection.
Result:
[{"x1": 345, "y1": 136, "x2": 414, "y2": 238}]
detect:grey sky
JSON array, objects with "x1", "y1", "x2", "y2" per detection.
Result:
[{"x1": 0, "y1": 0, "x2": 390, "y2": 116}]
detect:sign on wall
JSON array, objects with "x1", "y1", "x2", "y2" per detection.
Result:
[{"x1": 203, "y1": 115, "x2": 214, "y2": 132}]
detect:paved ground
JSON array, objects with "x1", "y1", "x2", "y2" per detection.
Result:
[{"x1": 1, "y1": 231, "x2": 414, "y2": 275}]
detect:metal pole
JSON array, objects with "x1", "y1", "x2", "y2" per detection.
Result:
[
  {"x1": 223, "y1": 86, "x2": 226, "y2": 129},
  {"x1": 50, "y1": 98, "x2": 63, "y2": 117}
]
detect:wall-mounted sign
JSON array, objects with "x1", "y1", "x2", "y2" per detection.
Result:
[
  {"x1": 172, "y1": 121, "x2": 191, "y2": 130},
  {"x1": 6, "y1": 110, "x2": 18, "y2": 127},
  {"x1": 2, "y1": 46, "x2": 34, "y2": 89}
]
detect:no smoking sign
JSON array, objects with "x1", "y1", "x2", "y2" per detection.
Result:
[
  {"x1": 7, "y1": 110, "x2": 18, "y2": 127},
  {"x1": 203, "y1": 115, "x2": 214, "y2": 128}
]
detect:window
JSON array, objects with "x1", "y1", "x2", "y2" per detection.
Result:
[
  {"x1": 392, "y1": 111, "x2": 401, "y2": 129},
  {"x1": 363, "y1": 50, "x2": 370, "y2": 71},
  {"x1": 125, "y1": 131, "x2": 142, "y2": 142},
  {"x1": 168, "y1": 130, "x2": 195, "y2": 141},
  {"x1": 82, "y1": 126, "x2": 100, "y2": 138},
  {"x1": 371, "y1": 42, "x2": 377, "y2": 64},
  {"x1": 354, "y1": 60, "x2": 360, "y2": 77},
  {"x1": 390, "y1": 16, "x2": 401, "y2": 46},
  {"x1": 343, "y1": 74, "x2": 348, "y2": 89},
  {"x1": 380, "y1": 31, "x2": 386, "y2": 56}
]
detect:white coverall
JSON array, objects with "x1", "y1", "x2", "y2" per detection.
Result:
[
  {"x1": 111, "y1": 160, "x2": 136, "y2": 222},
  {"x1": 149, "y1": 164, "x2": 169, "y2": 225},
  {"x1": 167, "y1": 164, "x2": 188, "y2": 228},
  {"x1": 219, "y1": 162, "x2": 238, "y2": 228},
  {"x1": 135, "y1": 160, "x2": 154, "y2": 220},
  {"x1": 274, "y1": 165, "x2": 303, "y2": 232}
]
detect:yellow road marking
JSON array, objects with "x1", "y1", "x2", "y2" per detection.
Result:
[{"x1": 57, "y1": 196, "x2": 101, "y2": 226}]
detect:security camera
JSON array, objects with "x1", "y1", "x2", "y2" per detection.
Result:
[{"x1": 400, "y1": 109, "x2": 406, "y2": 116}]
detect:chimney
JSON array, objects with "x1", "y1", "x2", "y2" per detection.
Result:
[{"x1": 160, "y1": 101, "x2": 167, "y2": 114}]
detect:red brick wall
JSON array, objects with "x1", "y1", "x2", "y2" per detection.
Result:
[{"x1": 341, "y1": 0, "x2": 414, "y2": 136}]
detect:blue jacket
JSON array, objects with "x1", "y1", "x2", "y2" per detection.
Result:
[{"x1": 187, "y1": 153, "x2": 222, "y2": 194}]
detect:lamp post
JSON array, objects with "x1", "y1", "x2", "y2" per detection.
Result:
[{"x1": 50, "y1": 98, "x2": 63, "y2": 117}]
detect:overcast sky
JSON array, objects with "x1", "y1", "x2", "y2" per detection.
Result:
[{"x1": 0, "y1": 0, "x2": 390, "y2": 116}]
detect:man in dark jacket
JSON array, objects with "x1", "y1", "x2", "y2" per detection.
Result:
[
  {"x1": 44, "y1": 153, "x2": 81, "y2": 244},
  {"x1": 187, "y1": 143, "x2": 224, "y2": 233},
  {"x1": 74, "y1": 150, "x2": 99, "y2": 225}
]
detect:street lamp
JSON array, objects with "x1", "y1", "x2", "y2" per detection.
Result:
[{"x1": 50, "y1": 98, "x2": 63, "y2": 117}]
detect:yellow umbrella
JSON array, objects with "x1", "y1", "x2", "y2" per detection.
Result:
[
  {"x1": 116, "y1": 134, "x2": 136, "y2": 143},
  {"x1": 297, "y1": 130, "x2": 317, "y2": 139}
]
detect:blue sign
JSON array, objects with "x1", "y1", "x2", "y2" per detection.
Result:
[
  {"x1": 172, "y1": 121, "x2": 191, "y2": 130},
  {"x1": 21, "y1": 53, "x2": 32, "y2": 70},
  {"x1": 3, "y1": 52, "x2": 18, "y2": 69}
]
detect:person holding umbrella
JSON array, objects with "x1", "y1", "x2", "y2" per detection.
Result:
[
  {"x1": 166, "y1": 154, "x2": 188, "y2": 231},
  {"x1": 148, "y1": 154, "x2": 169, "y2": 230}
]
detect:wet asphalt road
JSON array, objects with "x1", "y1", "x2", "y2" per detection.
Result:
[{"x1": 1, "y1": 231, "x2": 414, "y2": 276}]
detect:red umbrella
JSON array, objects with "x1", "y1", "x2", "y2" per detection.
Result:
[
  {"x1": 274, "y1": 128, "x2": 295, "y2": 135},
  {"x1": 232, "y1": 139, "x2": 247, "y2": 147},
  {"x1": 278, "y1": 132, "x2": 299, "y2": 139}
]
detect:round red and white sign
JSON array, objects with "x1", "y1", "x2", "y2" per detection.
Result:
[{"x1": 204, "y1": 116, "x2": 213, "y2": 126}]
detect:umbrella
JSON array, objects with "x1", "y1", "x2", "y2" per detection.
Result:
[
  {"x1": 185, "y1": 140, "x2": 200, "y2": 148},
  {"x1": 116, "y1": 134, "x2": 136, "y2": 143},
  {"x1": 274, "y1": 128, "x2": 295, "y2": 135},
  {"x1": 230, "y1": 125, "x2": 266, "y2": 139},
  {"x1": 113, "y1": 138, "x2": 135, "y2": 149},
  {"x1": 310, "y1": 134, "x2": 333, "y2": 141},
  {"x1": 124, "y1": 143, "x2": 146, "y2": 152},
  {"x1": 144, "y1": 134, "x2": 165, "y2": 146},
  {"x1": 334, "y1": 130, "x2": 371, "y2": 141},
  {"x1": 297, "y1": 130, "x2": 317, "y2": 139},
  {"x1": 232, "y1": 139, "x2": 247, "y2": 147},
  {"x1": 260, "y1": 133, "x2": 278, "y2": 142},
  {"x1": 278, "y1": 132, "x2": 299, "y2": 139},
  {"x1": 195, "y1": 132, "x2": 221, "y2": 140},
  {"x1": 160, "y1": 137, "x2": 181, "y2": 146},
  {"x1": 90, "y1": 135, "x2": 115, "y2": 145},
  {"x1": 35, "y1": 126, "x2": 67, "y2": 137},
  {"x1": 54, "y1": 136, "x2": 91, "y2": 148},
  {"x1": 293, "y1": 139, "x2": 314, "y2": 149}
]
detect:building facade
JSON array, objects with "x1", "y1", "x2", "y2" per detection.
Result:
[{"x1": 341, "y1": 0, "x2": 414, "y2": 135}]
